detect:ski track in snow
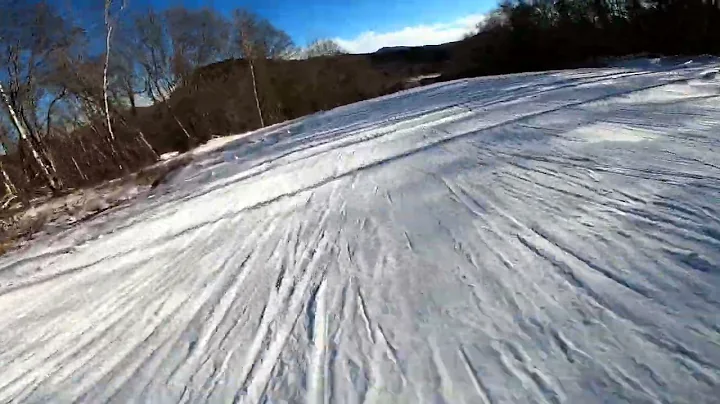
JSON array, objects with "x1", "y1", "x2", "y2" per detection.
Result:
[{"x1": 1, "y1": 60, "x2": 720, "y2": 403}]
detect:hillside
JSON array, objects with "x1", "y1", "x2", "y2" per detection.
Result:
[
  {"x1": 0, "y1": 51, "x2": 441, "y2": 199},
  {"x1": 120, "y1": 48, "x2": 459, "y2": 154}
]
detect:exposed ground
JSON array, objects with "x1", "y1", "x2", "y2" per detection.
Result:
[{"x1": 0, "y1": 59, "x2": 718, "y2": 403}]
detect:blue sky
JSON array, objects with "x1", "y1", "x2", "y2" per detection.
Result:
[{"x1": 142, "y1": 0, "x2": 496, "y2": 52}]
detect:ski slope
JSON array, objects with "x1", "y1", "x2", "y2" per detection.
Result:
[{"x1": 1, "y1": 59, "x2": 719, "y2": 403}]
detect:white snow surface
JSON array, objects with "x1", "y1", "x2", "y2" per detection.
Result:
[{"x1": 1, "y1": 60, "x2": 720, "y2": 403}]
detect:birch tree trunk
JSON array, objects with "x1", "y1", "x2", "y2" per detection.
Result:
[
  {"x1": 104, "y1": 0, "x2": 116, "y2": 142},
  {"x1": 238, "y1": 14, "x2": 265, "y2": 128},
  {"x1": 134, "y1": 128, "x2": 159, "y2": 159},
  {"x1": 112, "y1": 110, "x2": 159, "y2": 159},
  {"x1": 0, "y1": 161, "x2": 16, "y2": 198},
  {"x1": 0, "y1": 82, "x2": 60, "y2": 192},
  {"x1": 0, "y1": 138, "x2": 17, "y2": 198},
  {"x1": 149, "y1": 79, "x2": 192, "y2": 140},
  {"x1": 71, "y1": 157, "x2": 87, "y2": 181},
  {"x1": 248, "y1": 59, "x2": 265, "y2": 128},
  {"x1": 103, "y1": 0, "x2": 125, "y2": 171}
]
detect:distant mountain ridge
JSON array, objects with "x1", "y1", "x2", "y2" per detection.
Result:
[
  {"x1": 373, "y1": 41, "x2": 459, "y2": 56},
  {"x1": 375, "y1": 46, "x2": 412, "y2": 54}
]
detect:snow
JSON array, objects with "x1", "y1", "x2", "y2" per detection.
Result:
[
  {"x1": 160, "y1": 151, "x2": 180, "y2": 161},
  {"x1": 1, "y1": 59, "x2": 719, "y2": 403}
]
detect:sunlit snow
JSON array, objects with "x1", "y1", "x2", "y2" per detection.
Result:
[{"x1": 1, "y1": 58, "x2": 718, "y2": 403}]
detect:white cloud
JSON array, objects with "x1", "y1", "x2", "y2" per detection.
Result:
[{"x1": 335, "y1": 13, "x2": 486, "y2": 54}]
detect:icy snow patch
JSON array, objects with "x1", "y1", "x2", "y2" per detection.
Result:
[{"x1": 567, "y1": 122, "x2": 659, "y2": 143}]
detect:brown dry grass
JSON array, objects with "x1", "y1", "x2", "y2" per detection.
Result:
[{"x1": 0, "y1": 153, "x2": 195, "y2": 257}]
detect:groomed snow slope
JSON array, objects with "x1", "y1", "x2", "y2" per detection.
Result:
[{"x1": 1, "y1": 59, "x2": 719, "y2": 403}]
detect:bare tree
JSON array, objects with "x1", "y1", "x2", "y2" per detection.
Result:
[
  {"x1": 164, "y1": 7, "x2": 232, "y2": 87},
  {"x1": 0, "y1": 160, "x2": 15, "y2": 200},
  {"x1": 0, "y1": 130, "x2": 16, "y2": 199},
  {"x1": 132, "y1": 8, "x2": 194, "y2": 140},
  {"x1": 131, "y1": 7, "x2": 232, "y2": 102},
  {"x1": 0, "y1": 82, "x2": 60, "y2": 191},
  {"x1": 254, "y1": 20, "x2": 294, "y2": 59},
  {"x1": 112, "y1": 48, "x2": 141, "y2": 115},
  {"x1": 235, "y1": 10, "x2": 265, "y2": 128},
  {"x1": 303, "y1": 39, "x2": 347, "y2": 58},
  {"x1": 50, "y1": 49, "x2": 128, "y2": 168},
  {"x1": 133, "y1": 9, "x2": 175, "y2": 101},
  {"x1": 0, "y1": 1, "x2": 78, "y2": 192},
  {"x1": 100, "y1": 0, "x2": 130, "y2": 171},
  {"x1": 233, "y1": 9, "x2": 294, "y2": 128},
  {"x1": 0, "y1": 119, "x2": 21, "y2": 205}
]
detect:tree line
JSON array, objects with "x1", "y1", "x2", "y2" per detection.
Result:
[
  {"x1": 0, "y1": 0, "x2": 350, "y2": 209},
  {"x1": 450, "y1": 0, "x2": 720, "y2": 77}
]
